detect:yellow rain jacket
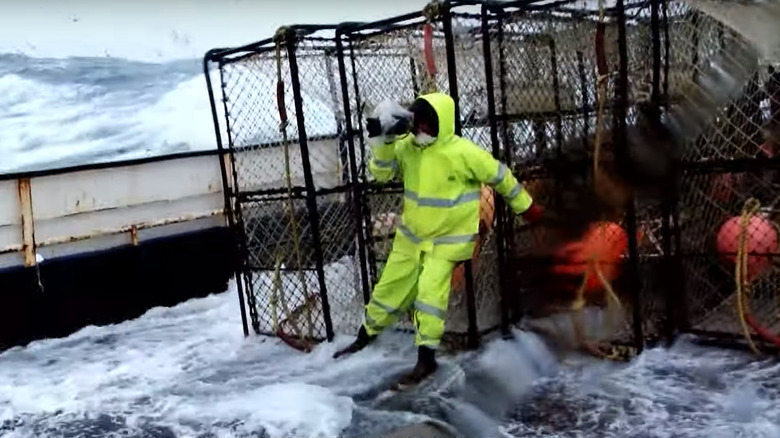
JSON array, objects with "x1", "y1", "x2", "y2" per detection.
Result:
[
  {"x1": 362, "y1": 92, "x2": 534, "y2": 349},
  {"x1": 368, "y1": 92, "x2": 534, "y2": 261}
]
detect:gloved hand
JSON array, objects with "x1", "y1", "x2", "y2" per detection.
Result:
[
  {"x1": 517, "y1": 237, "x2": 590, "y2": 305},
  {"x1": 366, "y1": 99, "x2": 413, "y2": 142},
  {"x1": 520, "y1": 203, "x2": 545, "y2": 224}
]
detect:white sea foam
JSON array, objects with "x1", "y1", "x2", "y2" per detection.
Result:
[{"x1": 0, "y1": 271, "x2": 777, "y2": 437}]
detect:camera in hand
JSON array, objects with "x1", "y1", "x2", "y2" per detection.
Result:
[{"x1": 366, "y1": 114, "x2": 412, "y2": 138}]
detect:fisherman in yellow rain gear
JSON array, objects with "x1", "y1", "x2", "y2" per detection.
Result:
[{"x1": 333, "y1": 92, "x2": 544, "y2": 387}]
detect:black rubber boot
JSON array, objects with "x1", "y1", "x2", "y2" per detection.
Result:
[
  {"x1": 395, "y1": 346, "x2": 438, "y2": 388},
  {"x1": 332, "y1": 326, "x2": 377, "y2": 359}
]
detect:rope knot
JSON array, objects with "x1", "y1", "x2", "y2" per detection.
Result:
[
  {"x1": 423, "y1": 0, "x2": 443, "y2": 22},
  {"x1": 273, "y1": 26, "x2": 294, "y2": 46}
]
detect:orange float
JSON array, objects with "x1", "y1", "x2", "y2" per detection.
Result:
[
  {"x1": 451, "y1": 185, "x2": 494, "y2": 293},
  {"x1": 550, "y1": 221, "x2": 629, "y2": 295},
  {"x1": 716, "y1": 215, "x2": 778, "y2": 282}
]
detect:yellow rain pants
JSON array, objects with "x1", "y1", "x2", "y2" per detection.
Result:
[{"x1": 363, "y1": 246, "x2": 456, "y2": 348}]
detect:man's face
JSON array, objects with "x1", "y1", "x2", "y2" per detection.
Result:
[
  {"x1": 412, "y1": 117, "x2": 434, "y2": 136},
  {"x1": 409, "y1": 99, "x2": 439, "y2": 146}
]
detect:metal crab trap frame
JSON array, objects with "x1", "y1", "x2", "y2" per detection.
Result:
[
  {"x1": 666, "y1": 1, "x2": 780, "y2": 354},
  {"x1": 202, "y1": 26, "x2": 361, "y2": 352},
  {"x1": 204, "y1": 0, "x2": 780, "y2": 357}
]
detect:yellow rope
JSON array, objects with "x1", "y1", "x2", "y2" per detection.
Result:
[
  {"x1": 569, "y1": 252, "x2": 624, "y2": 348},
  {"x1": 593, "y1": 254, "x2": 624, "y2": 335},
  {"x1": 567, "y1": 0, "x2": 627, "y2": 358},
  {"x1": 274, "y1": 250, "x2": 304, "y2": 340},
  {"x1": 273, "y1": 29, "x2": 315, "y2": 344},
  {"x1": 271, "y1": 254, "x2": 280, "y2": 331},
  {"x1": 735, "y1": 198, "x2": 762, "y2": 354}
]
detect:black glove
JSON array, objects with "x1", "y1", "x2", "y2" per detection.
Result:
[
  {"x1": 366, "y1": 100, "x2": 414, "y2": 139},
  {"x1": 366, "y1": 115, "x2": 411, "y2": 139},
  {"x1": 366, "y1": 117, "x2": 382, "y2": 138}
]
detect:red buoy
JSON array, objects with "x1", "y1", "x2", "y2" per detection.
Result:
[
  {"x1": 551, "y1": 221, "x2": 629, "y2": 295},
  {"x1": 716, "y1": 215, "x2": 778, "y2": 282},
  {"x1": 422, "y1": 23, "x2": 436, "y2": 78}
]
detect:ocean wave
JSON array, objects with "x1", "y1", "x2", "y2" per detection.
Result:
[
  {"x1": 0, "y1": 52, "x2": 341, "y2": 174},
  {"x1": 0, "y1": 54, "x2": 215, "y2": 173}
]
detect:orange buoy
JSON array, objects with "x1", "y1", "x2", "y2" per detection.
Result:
[
  {"x1": 550, "y1": 221, "x2": 629, "y2": 295},
  {"x1": 716, "y1": 215, "x2": 778, "y2": 282},
  {"x1": 451, "y1": 186, "x2": 495, "y2": 292}
]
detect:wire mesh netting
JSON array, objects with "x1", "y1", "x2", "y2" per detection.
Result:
[
  {"x1": 213, "y1": 33, "x2": 365, "y2": 346},
  {"x1": 205, "y1": 0, "x2": 780, "y2": 355},
  {"x1": 667, "y1": 0, "x2": 780, "y2": 349},
  {"x1": 491, "y1": 1, "x2": 654, "y2": 352},
  {"x1": 291, "y1": 37, "x2": 366, "y2": 337}
]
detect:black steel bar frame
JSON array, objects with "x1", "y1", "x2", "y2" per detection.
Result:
[
  {"x1": 615, "y1": 0, "x2": 645, "y2": 353},
  {"x1": 481, "y1": 4, "x2": 511, "y2": 339},
  {"x1": 203, "y1": 0, "x2": 780, "y2": 354},
  {"x1": 283, "y1": 32, "x2": 336, "y2": 342},
  {"x1": 334, "y1": 28, "x2": 373, "y2": 307},
  {"x1": 203, "y1": 52, "x2": 250, "y2": 338}
]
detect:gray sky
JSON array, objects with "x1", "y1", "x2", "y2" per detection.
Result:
[{"x1": 0, "y1": 0, "x2": 434, "y2": 61}]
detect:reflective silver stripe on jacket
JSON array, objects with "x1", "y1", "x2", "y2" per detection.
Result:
[
  {"x1": 404, "y1": 189, "x2": 481, "y2": 208},
  {"x1": 372, "y1": 158, "x2": 398, "y2": 173},
  {"x1": 507, "y1": 183, "x2": 522, "y2": 199},
  {"x1": 398, "y1": 225, "x2": 477, "y2": 245},
  {"x1": 488, "y1": 163, "x2": 508, "y2": 186}
]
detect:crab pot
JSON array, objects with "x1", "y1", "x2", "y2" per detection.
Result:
[
  {"x1": 663, "y1": 1, "x2": 780, "y2": 351},
  {"x1": 485, "y1": 0, "x2": 662, "y2": 352},
  {"x1": 205, "y1": 26, "x2": 369, "y2": 346},
  {"x1": 204, "y1": 0, "x2": 780, "y2": 355}
]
